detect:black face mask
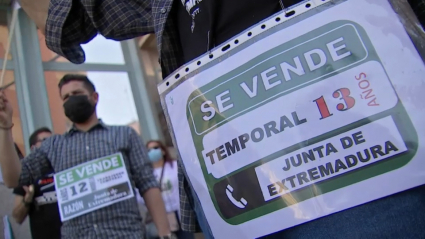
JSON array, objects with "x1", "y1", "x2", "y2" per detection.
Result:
[{"x1": 63, "y1": 95, "x2": 96, "y2": 124}]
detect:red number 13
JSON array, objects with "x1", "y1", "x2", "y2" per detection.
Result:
[
  {"x1": 333, "y1": 88, "x2": 355, "y2": 111},
  {"x1": 313, "y1": 87, "x2": 355, "y2": 120}
]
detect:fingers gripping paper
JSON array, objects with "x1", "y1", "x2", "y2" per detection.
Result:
[{"x1": 159, "y1": 0, "x2": 425, "y2": 238}]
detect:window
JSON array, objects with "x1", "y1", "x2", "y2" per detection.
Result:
[{"x1": 38, "y1": 30, "x2": 125, "y2": 64}]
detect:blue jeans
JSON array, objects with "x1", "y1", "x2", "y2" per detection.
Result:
[
  {"x1": 263, "y1": 185, "x2": 425, "y2": 238},
  {"x1": 192, "y1": 185, "x2": 425, "y2": 239},
  {"x1": 191, "y1": 188, "x2": 214, "y2": 239},
  {"x1": 174, "y1": 229, "x2": 195, "y2": 239},
  {"x1": 175, "y1": 211, "x2": 195, "y2": 239}
]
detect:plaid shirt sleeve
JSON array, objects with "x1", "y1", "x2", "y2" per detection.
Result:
[
  {"x1": 177, "y1": 158, "x2": 201, "y2": 232},
  {"x1": 126, "y1": 127, "x2": 159, "y2": 195},
  {"x1": 19, "y1": 138, "x2": 53, "y2": 186},
  {"x1": 45, "y1": 0, "x2": 155, "y2": 64}
]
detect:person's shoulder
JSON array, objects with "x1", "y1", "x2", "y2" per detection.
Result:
[
  {"x1": 107, "y1": 125, "x2": 140, "y2": 135},
  {"x1": 50, "y1": 134, "x2": 64, "y2": 141},
  {"x1": 40, "y1": 134, "x2": 64, "y2": 148},
  {"x1": 103, "y1": 125, "x2": 141, "y2": 144},
  {"x1": 106, "y1": 125, "x2": 134, "y2": 131}
]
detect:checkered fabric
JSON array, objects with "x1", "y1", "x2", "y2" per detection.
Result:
[{"x1": 20, "y1": 121, "x2": 159, "y2": 238}]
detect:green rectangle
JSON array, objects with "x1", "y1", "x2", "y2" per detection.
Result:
[
  {"x1": 188, "y1": 23, "x2": 368, "y2": 135},
  {"x1": 56, "y1": 153, "x2": 124, "y2": 188}
]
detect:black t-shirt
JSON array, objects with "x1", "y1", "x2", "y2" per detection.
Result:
[
  {"x1": 13, "y1": 171, "x2": 62, "y2": 239},
  {"x1": 176, "y1": 0, "x2": 304, "y2": 62}
]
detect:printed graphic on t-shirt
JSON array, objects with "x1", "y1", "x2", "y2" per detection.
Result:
[
  {"x1": 161, "y1": 179, "x2": 173, "y2": 192},
  {"x1": 35, "y1": 173, "x2": 58, "y2": 205},
  {"x1": 180, "y1": 0, "x2": 203, "y2": 32}
]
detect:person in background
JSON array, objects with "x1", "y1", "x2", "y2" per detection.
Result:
[
  {"x1": 0, "y1": 74, "x2": 174, "y2": 239},
  {"x1": 12, "y1": 127, "x2": 61, "y2": 239},
  {"x1": 144, "y1": 140, "x2": 194, "y2": 239}
]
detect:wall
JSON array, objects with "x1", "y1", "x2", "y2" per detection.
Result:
[{"x1": 138, "y1": 35, "x2": 174, "y2": 146}]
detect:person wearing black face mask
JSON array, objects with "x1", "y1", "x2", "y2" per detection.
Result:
[
  {"x1": 60, "y1": 75, "x2": 98, "y2": 126},
  {"x1": 63, "y1": 94, "x2": 96, "y2": 124},
  {"x1": 0, "y1": 74, "x2": 175, "y2": 239}
]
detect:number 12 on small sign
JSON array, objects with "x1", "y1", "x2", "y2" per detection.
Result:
[{"x1": 69, "y1": 182, "x2": 89, "y2": 197}]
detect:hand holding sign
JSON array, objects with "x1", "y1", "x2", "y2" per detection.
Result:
[{"x1": 23, "y1": 185, "x2": 35, "y2": 203}]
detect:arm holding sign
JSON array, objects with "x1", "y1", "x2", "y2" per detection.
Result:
[{"x1": 126, "y1": 128, "x2": 172, "y2": 237}]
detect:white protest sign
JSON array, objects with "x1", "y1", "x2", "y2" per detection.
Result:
[
  {"x1": 54, "y1": 153, "x2": 134, "y2": 221},
  {"x1": 159, "y1": 0, "x2": 425, "y2": 238}
]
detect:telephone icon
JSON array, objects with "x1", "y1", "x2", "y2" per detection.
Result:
[{"x1": 226, "y1": 184, "x2": 247, "y2": 209}]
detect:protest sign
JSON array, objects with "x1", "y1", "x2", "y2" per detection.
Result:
[
  {"x1": 159, "y1": 0, "x2": 425, "y2": 237},
  {"x1": 54, "y1": 153, "x2": 134, "y2": 221}
]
